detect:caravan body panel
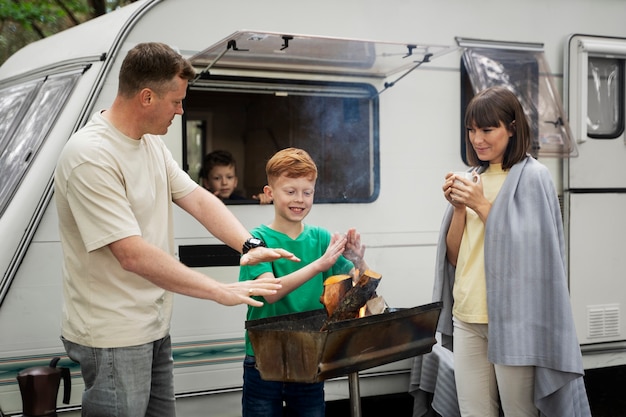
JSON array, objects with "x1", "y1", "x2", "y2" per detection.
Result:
[{"x1": 1, "y1": 0, "x2": 626, "y2": 415}]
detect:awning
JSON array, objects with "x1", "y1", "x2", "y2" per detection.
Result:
[{"x1": 190, "y1": 30, "x2": 455, "y2": 78}]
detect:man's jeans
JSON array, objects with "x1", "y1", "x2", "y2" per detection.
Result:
[
  {"x1": 242, "y1": 355, "x2": 325, "y2": 417},
  {"x1": 62, "y1": 335, "x2": 176, "y2": 417}
]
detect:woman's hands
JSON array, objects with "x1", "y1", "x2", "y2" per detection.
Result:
[
  {"x1": 443, "y1": 171, "x2": 491, "y2": 223},
  {"x1": 444, "y1": 171, "x2": 481, "y2": 208}
]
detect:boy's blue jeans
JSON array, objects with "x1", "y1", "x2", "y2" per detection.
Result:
[
  {"x1": 242, "y1": 355, "x2": 325, "y2": 417},
  {"x1": 62, "y1": 335, "x2": 176, "y2": 417}
]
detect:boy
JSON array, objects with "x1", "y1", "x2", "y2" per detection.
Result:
[
  {"x1": 239, "y1": 147, "x2": 368, "y2": 417},
  {"x1": 199, "y1": 150, "x2": 248, "y2": 201},
  {"x1": 200, "y1": 149, "x2": 272, "y2": 204}
]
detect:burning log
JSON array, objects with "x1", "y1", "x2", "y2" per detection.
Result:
[
  {"x1": 320, "y1": 270, "x2": 382, "y2": 330},
  {"x1": 364, "y1": 295, "x2": 387, "y2": 316},
  {"x1": 320, "y1": 274, "x2": 353, "y2": 317}
]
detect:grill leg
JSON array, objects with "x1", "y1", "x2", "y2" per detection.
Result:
[{"x1": 348, "y1": 372, "x2": 361, "y2": 417}]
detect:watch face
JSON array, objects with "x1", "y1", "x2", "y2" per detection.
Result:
[{"x1": 243, "y1": 237, "x2": 266, "y2": 254}]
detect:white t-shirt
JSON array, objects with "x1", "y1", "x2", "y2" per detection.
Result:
[{"x1": 55, "y1": 111, "x2": 198, "y2": 348}]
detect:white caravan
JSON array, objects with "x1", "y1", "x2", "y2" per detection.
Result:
[{"x1": 1, "y1": 0, "x2": 626, "y2": 415}]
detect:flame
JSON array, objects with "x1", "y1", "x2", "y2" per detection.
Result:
[{"x1": 352, "y1": 269, "x2": 367, "y2": 318}]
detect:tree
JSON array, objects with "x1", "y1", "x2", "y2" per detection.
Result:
[{"x1": 0, "y1": 0, "x2": 137, "y2": 65}]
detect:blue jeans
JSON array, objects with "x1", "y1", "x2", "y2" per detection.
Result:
[
  {"x1": 242, "y1": 355, "x2": 325, "y2": 417},
  {"x1": 62, "y1": 335, "x2": 176, "y2": 417}
]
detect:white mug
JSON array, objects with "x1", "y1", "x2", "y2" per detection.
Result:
[{"x1": 452, "y1": 171, "x2": 477, "y2": 184}]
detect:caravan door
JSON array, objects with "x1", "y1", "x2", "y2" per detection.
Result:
[{"x1": 565, "y1": 34, "x2": 626, "y2": 363}]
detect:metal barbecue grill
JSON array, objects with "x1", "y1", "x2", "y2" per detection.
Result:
[{"x1": 246, "y1": 301, "x2": 442, "y2": 416}]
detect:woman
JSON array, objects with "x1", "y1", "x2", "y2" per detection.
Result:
[{"x1": 436, "y1": 86, "x2": 590, "y2": 416}]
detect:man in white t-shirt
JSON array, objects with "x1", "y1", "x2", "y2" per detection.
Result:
[{"x1": 54, "y1": 42, "x2": 299, "y2": 417}]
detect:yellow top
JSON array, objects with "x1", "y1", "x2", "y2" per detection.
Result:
[{"x1": 452, "y1": 164, "x2": 507, "y2": 323}]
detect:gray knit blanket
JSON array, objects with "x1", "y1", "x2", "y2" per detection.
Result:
[{"x1": 432, "y1": 156, "x2": 591, "y2": 416}]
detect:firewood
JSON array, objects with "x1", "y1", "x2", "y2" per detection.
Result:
[
  {"x1": 321, "y1": 270, "x2": 382, "y2": 330},
  {"x1": 364, "y1": 295, "x2": 387, "y2": 316},
  {"x1": 320, "y1": 274, "x2": 353, "y2": 316}
]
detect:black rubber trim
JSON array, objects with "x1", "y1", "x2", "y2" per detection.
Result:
[{"x1": 179, "y1": 244, "x2": 240, "y2": 267}]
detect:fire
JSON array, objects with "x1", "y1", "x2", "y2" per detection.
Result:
[
  {"x1": 319, "y1": 268, "x2": 382, "y2": 329},
  {"x1": 356, "y1": 269, "x2": 367, "y2": 317}
]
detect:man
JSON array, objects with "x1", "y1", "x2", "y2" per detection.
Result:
[{"x1": 54, "y1": 42, "x2": 298, "y2": 416}]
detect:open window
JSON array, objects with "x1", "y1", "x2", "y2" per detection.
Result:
[
  {"x1": 458, "y1": 37, "x2": 578, "y2": 161},
  {"x1": 186, "y1": 31, "x2": 455, "y2": 204}
]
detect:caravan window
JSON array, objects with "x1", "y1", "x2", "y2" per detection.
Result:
[
  {"x1": 184, "y1": 78, "x2": 379, "y2": 204},
  {"x1": 186, "y1": 31, "x2": 455, "y2": 204},
  {"x1": 458, "y1": 39, "x2": 577, "y2": 161},
  {"x1": 0, "y1": 72, "x2": 80, "y2": 217},
  {"x1": 586, "y1": 57, "x2": 624, "y2": 138}
]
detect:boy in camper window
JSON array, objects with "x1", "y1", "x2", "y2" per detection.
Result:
[
  {"x1": 239, "y1": 147, "x2": 368, "y2": 417},
  {"x1": 200, "y1": 149, "x2": 272, "y2": 204}
]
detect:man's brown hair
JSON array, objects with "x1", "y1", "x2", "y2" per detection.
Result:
[{"x1": 118, "y1": 42, "x2": 195, "y2": 98}]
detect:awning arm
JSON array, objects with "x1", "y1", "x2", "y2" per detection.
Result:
[
  {"x1": 375, "y1": 51, "x2": 432, "y2": 97},
  {"x1": 190, "y1": 39, "x2": 249, "y2": 86}
]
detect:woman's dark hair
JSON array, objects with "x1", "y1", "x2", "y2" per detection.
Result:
[{"x1": 464, "y1": 86, "x2": 531, "y2": 170}]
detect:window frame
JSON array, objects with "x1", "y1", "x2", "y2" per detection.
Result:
[
  {"x1": 566, "y1": 34, "x2": 626, "y2": 144},
  {"x1": 585, "y1": 57, "x2": 625, "y2": 140},
  {"x1": 184, "y1": 75, "x2": 381, "y2": 204},
  {"x1": 457, "y1": 37, "x2": 578, "y2": 162}
]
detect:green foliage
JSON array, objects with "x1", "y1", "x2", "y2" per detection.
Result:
[
  {"x1": 0, "y1": 0, "x2": 87, "y2": 31},
  {"x1": 0, "y1": 0, "x2": 136, "y2": 65}
]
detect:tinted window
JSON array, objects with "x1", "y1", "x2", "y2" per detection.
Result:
[{"x1": 185, "y1": 78, "x2": 379, "y2": 203}]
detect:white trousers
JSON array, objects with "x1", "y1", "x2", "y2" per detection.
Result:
[{"x1": 453, "y1": 318, "x2": 539, "y2": 417}]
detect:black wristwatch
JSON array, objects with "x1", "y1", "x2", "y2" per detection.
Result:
[{"x1": 242, "y1": 237, "x2": 267, "y2": 254}]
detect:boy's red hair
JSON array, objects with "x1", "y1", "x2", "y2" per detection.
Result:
[{"x1": 266, "y1": 148, "x2": 318, "y2": 185}]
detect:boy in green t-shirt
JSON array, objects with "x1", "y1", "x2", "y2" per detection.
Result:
[{"x1": 239, "y1": 147, "x2": 368, "y2": 417}]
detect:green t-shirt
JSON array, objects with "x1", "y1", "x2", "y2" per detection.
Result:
[{"x1": 239, "y1": 223, "x2": 353, "y2": 355}]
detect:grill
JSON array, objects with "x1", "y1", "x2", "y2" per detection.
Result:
[{"x1": 246, "y1": 301, "x2": 442, "y2": 416}]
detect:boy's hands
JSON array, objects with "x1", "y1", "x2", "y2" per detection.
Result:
[
  {"x1": 317, "y1": 233, "x2": 347, "y2": 272},
  {"x1": 252, "y1": 192, "x2": 273, "y2": 205},
  {"x1": 343, "y1": 228, "x2": 366, "y2": 271}
]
